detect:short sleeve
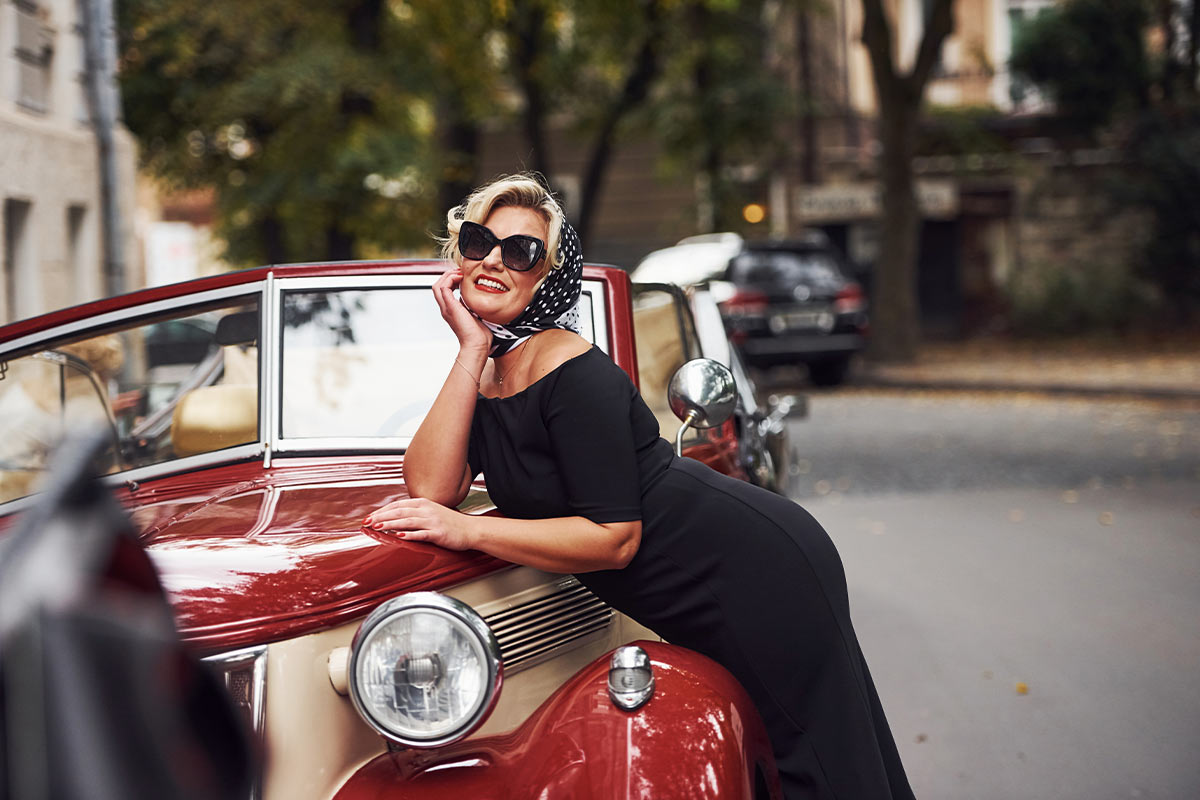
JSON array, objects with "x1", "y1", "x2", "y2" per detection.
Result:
[{"x1": 542, "y1": 352, "x2": 643, "y2": 524}]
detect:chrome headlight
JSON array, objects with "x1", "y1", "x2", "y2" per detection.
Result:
[{"x1": 348, "y1": 592, "x2": 502, "y2": 748}]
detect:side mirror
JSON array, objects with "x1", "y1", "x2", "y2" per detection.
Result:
[{"x1": 667, "y1": 358, "x2": 737, "y2": 456}]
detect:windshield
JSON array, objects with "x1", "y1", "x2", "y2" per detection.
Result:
[
  {"x1": 728, "y1": 250, "x2": 843, "y2": 289},
  {"x1": 0, "y1": 297, "x2": 260, "y2": 504},
  {"x1": 278, "y1": 284, "x2": 600, "y2": 443},
  {"x1": 281, "y1": 288, "x2": 459, "y2": 440}
]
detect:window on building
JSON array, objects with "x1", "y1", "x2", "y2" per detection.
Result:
[
  {"x1": 14, "y1": 0, "x2": 55, "y2": 114},
  {"x1": 67, "y1": 204, "x2": 90, "y2": 300},
  {"x1": 4, "y1": 200, "x2": 33, "y2": 325},
  {"x1": 920, "y1": 0, "x2": 947, "y2": 77},
  {"x1": 73, "y1": 18, "x2": 90, "y2": 124},
  {"x1": 1007, "y1": 0, "x2": 1053, "y2": 111}
]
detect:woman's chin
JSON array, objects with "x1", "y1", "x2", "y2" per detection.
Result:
[{"x1": 464, "y1": 295, "x2": 520, "y2": 326}]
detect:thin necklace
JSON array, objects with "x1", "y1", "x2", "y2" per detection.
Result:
[{"x1": 494, "y1": 339, "x2": 532, "y2": 388}]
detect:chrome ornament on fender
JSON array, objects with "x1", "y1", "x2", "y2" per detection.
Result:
[
  {"x1": 348, "y1": 592, "x2": 503, "y2": 748},
  {"x1": 607, "y1": 645, "x2": 655, "y2": 711}
]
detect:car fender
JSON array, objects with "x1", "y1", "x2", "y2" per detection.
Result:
[{"x1": 331, "y1": 641, "x2": 780, "y2": 800}]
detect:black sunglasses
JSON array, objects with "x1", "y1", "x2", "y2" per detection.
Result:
[{"x1": 457, "y1": 220, "x2": 546, "y2": 272}]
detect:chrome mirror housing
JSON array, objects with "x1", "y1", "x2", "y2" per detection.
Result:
[{"x1": 667, "y1": 358, "x2": 737, "y2": 456}]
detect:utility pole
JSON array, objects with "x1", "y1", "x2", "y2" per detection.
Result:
[{"x1": 80, "y1": 0, "x2": 125, "y2": 297}]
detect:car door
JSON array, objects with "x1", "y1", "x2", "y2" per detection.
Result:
[{"x1": 631, "y1": 283, "x2": 745, "y2": 481}]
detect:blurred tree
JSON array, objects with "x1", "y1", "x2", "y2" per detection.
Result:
[
  {"x1": 1009, "y1": 0, "x2": 1150, "y2": 133},
  {"x1": 1011, "y1": 0, "x2": 1200, "y2": 323},
  {"x1": 488, "y1": 0, "x2": 788, "y2": 241},
  {"x1": 120, "y1": 0, "x2": 799, "y2": 263},
  {"x1": 120, "y1": 0, "x2": 436, "y2": 265},
  {"x1": 399, "y1": 1, "x2": 506, "y2": 218},
  {"x1": 651, "y1": 0, "x2": 791, "y2": 232},
  {"x1": 861, "y1": 0, "x2": 954, "y2": 362},
  {"x1": 487, "y1": 0, "x2": 673, "y2": 243}
]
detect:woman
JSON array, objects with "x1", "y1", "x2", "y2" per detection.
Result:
[{"x1": 365, "y1": 174, "x2": 914, "y2": 799}]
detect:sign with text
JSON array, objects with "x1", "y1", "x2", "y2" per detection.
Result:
[{"x1": 794, "y1": 181, "x2": 958, "y2": 223}]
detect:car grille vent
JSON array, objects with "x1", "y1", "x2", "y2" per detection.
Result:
[
  {"x1": 484, "y1": 578, "x2": 614, "y2": 674},
  {"x1": 203, "y1": 644, "x2": 267, "y2": 800}
]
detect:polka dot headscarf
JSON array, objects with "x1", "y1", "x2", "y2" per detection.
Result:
[{"x1": 468, "y1": 220, "x2": 583, "y2": 357}]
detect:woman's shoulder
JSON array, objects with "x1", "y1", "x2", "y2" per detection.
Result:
[{"x1": 527, "y1": 330, "x2": 594, "y2": 383}]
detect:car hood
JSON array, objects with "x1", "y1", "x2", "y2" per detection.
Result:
[{"x1": 121, "y1": 458, "x2": 507, "y2": 655}]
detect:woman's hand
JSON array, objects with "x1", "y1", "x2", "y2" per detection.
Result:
[
  {"x1": 363, "y1": 498, "x2": 476, "y2": 551},
  {"x1": 432, "y1": 267, "x2": 490, "y2": 356}
]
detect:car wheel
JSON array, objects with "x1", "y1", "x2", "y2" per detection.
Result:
[{"x1": 807, "y1": 358, "x2": 850, "y2": 387}]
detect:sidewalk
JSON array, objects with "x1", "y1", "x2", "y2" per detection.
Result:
[{"x1": 851, "y1": 336, "x2": 1200, "y2": 402}]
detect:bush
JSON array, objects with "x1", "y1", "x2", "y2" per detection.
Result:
[{"x1": 1007, "y1": 257, "x2": 1161, "y2": 335}]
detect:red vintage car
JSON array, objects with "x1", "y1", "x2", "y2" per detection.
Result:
[{"x1": 0, "y1": 262, "x2": 780, "y2": 799}]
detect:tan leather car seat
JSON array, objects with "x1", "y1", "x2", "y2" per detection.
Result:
[{"x1": 170, "y1": 346, "x2": 258, "y2": 458}]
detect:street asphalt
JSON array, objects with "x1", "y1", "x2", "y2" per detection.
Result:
[{"x1": 775, "y1": 385, "x2": 1200, "y2": 800}]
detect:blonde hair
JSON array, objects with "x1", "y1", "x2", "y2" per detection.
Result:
[{"x1": 440, "y1": 173, "x2": 565, "y2": 275}]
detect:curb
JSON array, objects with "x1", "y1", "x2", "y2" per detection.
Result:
[{"x1": 851, "y1": 374, "x2": 1200, "y2": 402}]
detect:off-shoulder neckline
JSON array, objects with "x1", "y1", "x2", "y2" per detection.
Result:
[{"x1": 477, "y1": 344, "x2": 600, "y2": 402}]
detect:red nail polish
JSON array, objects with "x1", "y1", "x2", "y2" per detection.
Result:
[
  {"x1": 373, "y1": 523, "x2": 384, "y2": 530},
  {"x1": 362, "y1": 517, "x2": 372, "y2": 525}
]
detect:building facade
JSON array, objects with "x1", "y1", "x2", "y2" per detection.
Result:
[{"x1": 0, "y1": 0, "x2": 138, "y2": 326}]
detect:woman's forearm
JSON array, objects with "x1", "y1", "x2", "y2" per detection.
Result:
[
  {"x1": 404, "y1": 348, "x2": 487, "y2": 505},
  {"x1": 466, "y1": 514, "x2": 641, "y2": 573}
]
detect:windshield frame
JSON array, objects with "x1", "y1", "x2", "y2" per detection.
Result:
[{"x1": 268, "y1": 274, "x2": 612, "y2": 456}]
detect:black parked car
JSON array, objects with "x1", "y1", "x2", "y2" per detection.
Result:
[{"x1": 718, "y1": 233, "x2": 868, "y2": 386}]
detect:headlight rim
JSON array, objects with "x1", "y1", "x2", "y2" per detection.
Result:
[{"x1": 348, "y1": 591, "x2": 503, "y2": 748}]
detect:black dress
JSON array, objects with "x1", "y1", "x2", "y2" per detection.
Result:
[{"x1": 467, "y1": 346, "x2": 914, "y2": 800}]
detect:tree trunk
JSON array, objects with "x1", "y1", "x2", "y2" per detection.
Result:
[
  {"x1": 576, "y1": 0, "x2": 665, "y2": 243},
  {"x1": 508, "y1": 0, "x2": 552, "y2": 178},
  {"x1": 437, "y1": 96, "x2": 481, "y2": 215},
  {"x1": 691, "y1": 1, "x2": 723, "y2": 231},
  {"x1": 1160, "y1": 0, "x2": 1178, "y2": 100},
  {"x1": 260, "y1": 214, "x2": 287, "y2": 265},
  {"x1": 872, "y1": 98, "x2": 921, "y2": 361},
  {"x1": 1189, "y1": 0, "x2": 1200, "y2": 96},
  {"x1": 797, "y1": 8, "x2": 818, "y2": 184},
  {"x1": 326, "y1": 224, "x2": 355, "y2": 262},
  {"x1": 860, "y1": 0, "x2": 954, "y2": 363}
]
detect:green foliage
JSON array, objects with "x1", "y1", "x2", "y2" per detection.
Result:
[
  {"x1": 917, "y1": 105, "x2": 1012, "y2": 156},
  {"x1": 1009, "y1": 0, "x2": 1150, "y2": 134},
  {"x1": 119, "y1": 0, "x2": 797, "y2": 262},
  {"x1": 1008, "y1": 0, "x2": 1199, "y2": 324},
  {"x1": 1007, "y1": 256, "x2": 1161, "y2": 336},
  {"x1": 120, "y1": 0, "x2": 440, "y2": 265},
  {"x1": 1120, "y1": 108, "x2": 1200, "y2": 321}
]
